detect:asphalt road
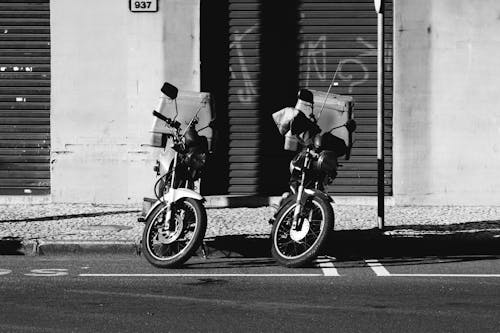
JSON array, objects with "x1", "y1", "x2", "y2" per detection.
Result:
[{"x1": 1, "y1": 255, "x2": 499, "y2": 332}]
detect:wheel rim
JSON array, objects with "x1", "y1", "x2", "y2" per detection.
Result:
[
  {"x1": 274, "y1": 200, "x2": 325, "y2": 260},
  {"x1": 146, "y1": 200, "x2": 199, "y2": 261}
]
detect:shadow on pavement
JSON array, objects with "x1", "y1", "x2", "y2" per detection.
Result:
[
  {"x1": 0, "y1": 210, "x2": 140, "y2": 223},
  {"x1": 186, "y1": 257, "x2": 276, "y2": 269},
  {"x1": 204, "y1": 235, "x2": 272, "y2": 259},
  {"x1": 204, "y1": 221, "x2": 500, "y2": 264},
  {"x1": 0, "y1": 237, "x2": 24, "y2": 255},
  {"x1": 327, "y1": 225, "x2": 500, "y2": 262}
]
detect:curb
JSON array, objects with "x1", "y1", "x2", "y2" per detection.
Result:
[
  {"x1": 18, "y1": 235, "x2": 273, "y2": 257},
  {"x1": 205, "y1": 195, "x2": 281, "y2": 208},
  {"x1": 7, "y1": 230, "x2": 500, "y2": 257},
  {"x1": 34, "y1": 240, "x2": 141, "y2": 256}
]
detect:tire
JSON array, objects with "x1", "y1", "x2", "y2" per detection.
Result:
[
  {"x1": 271, "y1": 196, "x2": 334, "y2": 268},
  {"x1": 142, "y1": 198, "x2": 207, "y2": 268}
]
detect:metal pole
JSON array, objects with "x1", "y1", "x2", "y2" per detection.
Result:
[{"x1": 375, "y1": 0, "x2": 385, "y2": 230}]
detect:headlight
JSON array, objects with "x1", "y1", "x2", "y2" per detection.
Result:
[{"x1": 315, "y1": 151, "x2": 338, "y2": 175}]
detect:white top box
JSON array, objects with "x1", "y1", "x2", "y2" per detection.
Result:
[
  {"x1": 151, "y1": 90, "x2": 213, "y2": 139},
  {"x1": 309, "y1": 90, "x2": 354, "y2": 152}
]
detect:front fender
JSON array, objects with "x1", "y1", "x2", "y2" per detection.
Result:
[
  {"x1": 144, "y1": 188, "x2": 205, "y2": 220},
  {"x1": 164, "y1": 188, "x2": 205, "y2": 202},
  {"x1": 303, "y1": 189, "x2": 334, "y2": 204},
  {"x1": 273, "y1": 190, "x2": 334, "y2": 219}
]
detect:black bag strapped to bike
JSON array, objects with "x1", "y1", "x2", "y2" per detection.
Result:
[
  {"x1": 314, "y1": 132, "x2": 347, "y2": 159},
  {"x1": 272, "y1": 90, "x2": 355, "y2": 159}
]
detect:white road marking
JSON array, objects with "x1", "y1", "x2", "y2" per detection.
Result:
[
  {"x1": 365, "y1": 260, "x2": 500, "y2": 278},
  {"x1": 24, "y1": 269, "x2": 69, "y2": 277},
  {"x1": 314, "y1": 257, "x2": 340, "y2": 276},
  {"x1": 365, "y1": 259, "x2": 391, "y2": 276},
  {"x1": 79, "y1": 273, "x2": 324, "y2": 277},
  {"x1": 388, "y1": 274, "x2": 500, "y2": 278},
  {"x1": 0, "y1": 269, "x2": 12, "y2": 276}
]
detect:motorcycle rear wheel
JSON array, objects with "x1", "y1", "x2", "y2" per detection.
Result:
[
  {"x1": 142, "y1": 198, "x2": 207, "y2": 268},
  {"x1": 271, "y1": 196, "x2": 333, "y2": 268}
]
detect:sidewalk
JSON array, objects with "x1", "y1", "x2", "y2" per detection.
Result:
[{"x1": 1, "y1": 200, "x2": 500, "y2": 257}]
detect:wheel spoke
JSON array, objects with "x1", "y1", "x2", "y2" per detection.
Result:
[
  {"x1": 274, "y1": 200, "x2": 328, "y2": 260},
  {"x1": 292, "y1": 242, "x2": 299, "y2": 256},
  {"x1": 306, "y1": 227, "x2": 321, "y2": 238},
  {"x1": 147, "y1": 200, "x2": 198, "y2": 260}
]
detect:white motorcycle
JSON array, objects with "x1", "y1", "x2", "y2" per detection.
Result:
[{"x1": 141, "y1": 82, "x2": 212, "y2": 268}]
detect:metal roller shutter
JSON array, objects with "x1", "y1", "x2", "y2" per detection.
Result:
[
  {"x1": 0, "y1": 0, "x2": 50, "y2": 195},
  {"x1": 228, "y1": 0, "x2": 262, "y2": 194},
  {"x1": 298, "y1": 0, "x2": 393, "y2": 195},
  {"x1": 227, "y1": 0, "x2": 392, "y2": 196}
]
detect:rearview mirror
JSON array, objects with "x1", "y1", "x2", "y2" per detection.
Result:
[{"x1": 161, "y1": 82, "x2": 178, "y2": 100}]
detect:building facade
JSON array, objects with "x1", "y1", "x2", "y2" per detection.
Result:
[{"x1": 1, "y1": 0, "x2": 499, "y2": 206}]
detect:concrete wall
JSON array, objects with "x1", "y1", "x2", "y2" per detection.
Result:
[
  {"x1": 393, "y1": 0, "x2": 500, "y2": 205},
  {"x1": 51, "y1": 0, "x2": 200, "y2": 203}
]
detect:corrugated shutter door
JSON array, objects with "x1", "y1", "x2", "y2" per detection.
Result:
[
  {"x1": 227, "y1": 0, "x2": 392, "y2": 196},
  {"x1": 228, "y1": 0, "x2": 262, "y2": 194},
  {"x1": 0, "y1": 0, "x2": 50, "y2": 195},
  {"x1": 298, "y1": 0, "x2": 392, "y2": 195}
]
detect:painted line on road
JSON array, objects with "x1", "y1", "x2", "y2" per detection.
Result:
[
  {"x1": 79, "y1": 273, "x2": 324, "y2": 277},
  {"x1": 314, "y1": 257, "x2": 340, "y2": 276},
  {"x1": 365, "y1": 259, "x2": 391, "y2": 276},
  {"x1": 388, "y1": 274, "x2": 500, "y2": 278},
  {"x1": 0, "y1": 269, "x2": 12, "y2": 276},
  {"x1": 364, "y1": 260, "x2": 500, "y2": 278}
]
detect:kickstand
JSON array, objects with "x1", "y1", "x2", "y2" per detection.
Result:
[{"x1": 200, "y1": 241, "x2": 209, "y2": 259}]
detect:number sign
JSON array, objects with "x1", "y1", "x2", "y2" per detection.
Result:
[{"x1": 129, "y1": 0, "x2": 158, "y2": 12}]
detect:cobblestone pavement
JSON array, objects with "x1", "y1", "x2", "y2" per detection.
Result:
[{"x1": 1, "y1": 203, "x2": 500, "y2": 244}]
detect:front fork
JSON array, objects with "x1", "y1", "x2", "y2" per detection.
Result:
[
  {"x1": 292, "y1": 150, "x2": 311, "y2": 231},
  {"x1": 162, "y1": 151, "x2": 178, "y2": 232}
]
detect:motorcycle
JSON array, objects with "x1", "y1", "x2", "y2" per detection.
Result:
[
  {"x1": 141, "y1": 82, "x2": 212, "y2": 268},
  {"x1": 270, "y1": 88, "x2": 356, "y2": 267}
]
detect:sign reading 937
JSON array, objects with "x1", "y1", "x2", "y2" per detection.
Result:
[{"x1": 129, "y1": 0, "x2": 158, "y2": 12}]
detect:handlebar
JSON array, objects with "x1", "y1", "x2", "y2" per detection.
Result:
[
  {"x1": 152, "y1": 111, "x2": 181, "y2": 129},
  {"x1": 152, "y1": 110, "x2": 168, "y2": 122}
]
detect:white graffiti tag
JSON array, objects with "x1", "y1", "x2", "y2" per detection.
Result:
[
  {"x1": 230, "y1": 26, "x2": 392, "y2": 100},
  {"x1": 301, "y1": 35, "x2": 327, "y2": 85},
  {"x1": 229, "y1": 25, "x2": 258, "y2": 103},
  {"x1": 301, "y1": 36, "x2": 387, "y2": 93}
]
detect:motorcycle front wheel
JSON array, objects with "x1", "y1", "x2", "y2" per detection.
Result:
[
  {"x1": 142, "y1": 198, "x2": 207, "y2": 268},
  {"x1": 271, "y1": 196, "x2": 333, "y2": 268}
]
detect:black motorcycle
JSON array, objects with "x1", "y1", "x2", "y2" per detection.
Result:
[{"x1": 270, "y1": 89, "x2": 356, "y2": 267}]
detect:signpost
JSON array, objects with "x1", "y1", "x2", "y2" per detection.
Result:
[{"x1": 374, "y1": 0, "x2": 385, "y2": 230}]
